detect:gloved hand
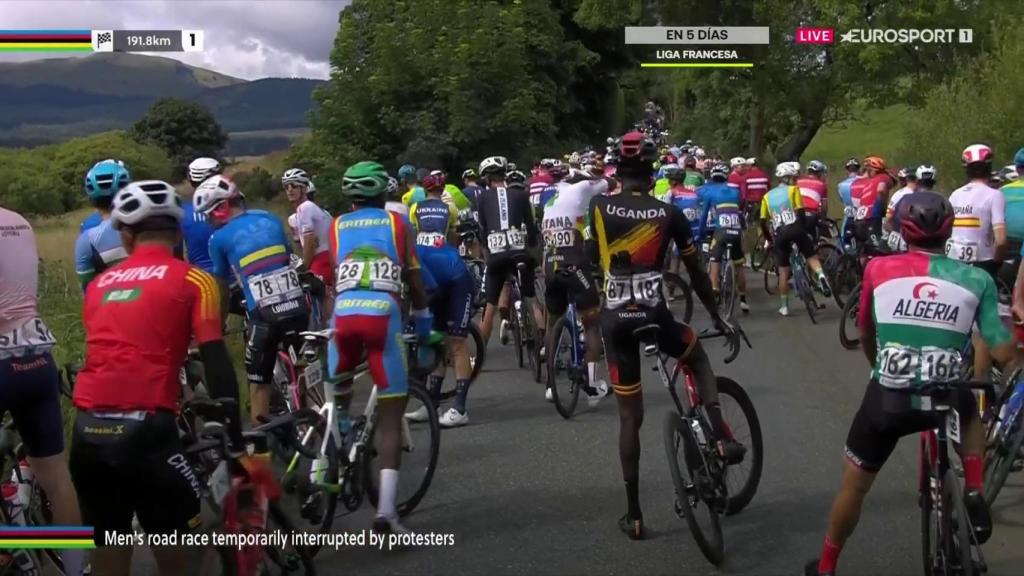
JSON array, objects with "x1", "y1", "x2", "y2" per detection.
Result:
[{"x1": 412, "y1": 308, "x2": 433, "y2": 341}]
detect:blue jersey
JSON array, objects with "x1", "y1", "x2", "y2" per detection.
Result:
[
  {"x1": 539, "y1": 185, "x2": 558, "y2": 210},
  {"x1": 180, "y1": 202, "x2": 215, "y2": 273},
  {"x1": 332, "y1": 208, "x2": 422, "y2": 311},
  {"x1": 838, "y1": 175, "x2": 859, "y2": 208},
  {"x1": 698, "y1": 181, "x2": 743, "y2": 232},
  {"x1": 670, "y1": 185, "x2": 704, "y2": 240},
  {"x1": 209, "y1": 210, "x2": 295, "y2": 314},
  {"x1": 462, "y1": 184, "x2": 483, "y2": 210},
  {"x1": 409, "y1": 198, "x2": 468, "y2": 285},
  {"x1": 74, "y1": 217, "x2": 127, "y2": 290},
  {"x1": 80, "y1": 211, "x2": 102, "y2": 232}
]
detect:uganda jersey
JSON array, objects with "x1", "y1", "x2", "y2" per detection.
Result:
[
  {"x1": 540, "y1": 178, "x2": 609, "y2": 272},
  {"x1": 1001, "y1": 180, "x2": 1024, "y2": 241},
  {"x1": 858, "y1": 251, "x2": 1010, "y2": 392},
  {"x1": 74, "y1": 217, "x2": 127, "y2": 290},
  {"x1": 760, "y1": 184, "x2": 804, "y2": 231},
  {"x1": 588, "y1": 192, "x2": 696, "y2": 276},
  {"x1": 410, "y1": 198, "x2": 466, "y2": 283},
  {"x1": 947, "y1": 181, "x2": 1005, "y2": 263}
]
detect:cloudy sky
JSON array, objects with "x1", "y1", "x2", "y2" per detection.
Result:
[{"x1": 0, "y1": 0, "x2": 351, "y2": 79}]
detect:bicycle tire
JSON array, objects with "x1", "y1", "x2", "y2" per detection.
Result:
[
  {"x1": 662, "y1": 411, "x2": 724, "y2": 565},
  {"x1": 525, "y1": 307, "x2": 542, "y2": 384},
  {"x1": 984, "y1": 407, "x2": 1024, "y2": 506},
  {"x1": 513, "y1": 309, "x2": 525, "y2": 368},
  {"x1": 839, "y1": 284, "x2": 862, "y2": 350},
  {"x1": 548, "y1": 316, "x2": 581, "y2": 420},
  {"x1": 23, "y1": 485, "x2": 67, "y2": 575},
  {"x1": 720, "y1": 260, "x2": 737, "y2": 321},
  {"x1": 797, "y1": 267, "x2": 818, "y2": 324},
  {"x1": 816, "y1": 243, "x2": 841, "y2": 281},
  {"x1": 832, "y1": 255, "x2": 861, "y2": 309},
  {"x1": 285, "y1": 418, "x2": 339, "y2": 556},
  {"x1": 715, "y1": 377, "x2": 764, "y2": 515},
  {"x1": 763, "y1": 261, "x2": 776, "y2": 296},
  {"x1": 920, "y1": 446, "x2": 937, "y2": 576},
  {"x1": 944, "y1": 469, "x2": 975, "y2": 576},
  {"x1": 663, "y1": 272, "x2": 694, "y2": 324},
  {"x1": 751, "y1": 235, "x2": 769, "y2": 272},
  {"x1": 201, "y1": 500, "x2": 317, "y2": 576},
  {"x1": 366, "y1": 383, "x2": 441, "y2": 517}
]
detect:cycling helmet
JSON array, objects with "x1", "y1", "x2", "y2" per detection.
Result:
[
  {"x1": 281, "y1": 167, "x2": 311, "y2": 186},
  {"x1": 710, "y1": 163, "x2": 729, "y2": 181},
  {"x1": 110, "y1": 181, "x2": 182, "y2": 229},
  {"x1": 897, "y1": 192, "x2": 954, "y2": 247},
  {"x1": 863, "y1": 156, "x2": 887, "y2": 171},
  {"x1": 548, "y1": 163, "x2": 570, "y2": 181},
  {"x1": 85, "y1": 160, "x2": 132, "y2": 199},
  {"x1": 618, "y1": 131, "x2": 657, "y2": 163},
  {"x1": 663, "y1": 165, "x2": 684, "y2": 181},
  {"x1": 386, "y1": 177, "x2": 399, "y2": 197},
  {"x1": 807, "y1": 160, "x2": 828, "y2": 175},
  {"x1": 193, "y1": 175, "x2": 241, "y2": 214},
  {"x1": 745, "y1": 157, "x2": 757, "y2": 166},
  {"x1": 684, "y1": 139, "x2": 693, "y2": 146},
  {"x1": 680, "y1": 145, "x2": 692, "y2": 155},
  {"x1": 507, "y1": 170, "x2": 527, "y2": 185},
  {"x1": 845, "y1": 157, "x2": 861, "y2": 170},
  {"x1": 729, "y1": 156, "x2": 746, "y2": 169},
  {"x1": 461, "y1": 168, "x2": 477, "y2": 181},
  {"x1": 775, "y1": 161, "x2": 801, "y2": 179},
  {"x1": 422, "y1": 172, "x2": 446, "y2": 192},
  {"x1": 999, "y1": 165, "x2": 1019, "y2": 183},
  {"x1": 507, "y1": 162, "x2": 518, "y2": 172},
  {"x1": 903, "y1": 165, "x2": 919, "y2": 181},
  {"x1": 897, "y1": 167, "x2": 909, "y2": 180},
  {"x1": 683, "y1": 156, "x2": 697, "y2": 169},
  {"x1": 962, "y1": 144, "x2": 993, "y2": 166},
  {"x1": 694, "y1": 147, "x2": 706, "y2": 159},
  {"x1": 187, "y1": 157, "x2": 221, "y2": 185},
  {"x1": 567, "y1": 152, "x2": 582, "y2": 167},
  {"x1": 479, "y1": 156, "x2": 508, "y2": 177},
  {"x1": 397, "y1": 164, "x2": 417, "y2": 180},
  {"x1": 1015, "y1": 147, "x2": 1024, "y2": 167},
  {"x1": 343, "y1": 161, "x2": 390, "y2": 198},
  {"x1": 916, "y1": 164, "x2": 937, "y2": 181}
]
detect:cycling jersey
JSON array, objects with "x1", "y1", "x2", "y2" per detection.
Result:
[
  {"x1": 1001, "y1": 180, "x2": 1024, "y2": 241},
  {"x1": 670, "y1": 183, "x2": 703, "y2": 240},
  {"x1": 727, "y1": 170, "x2": 747, "y2": 200},
  {"x1": 837, "y1": 175, "x2": 859, "y2": 218},
  {"x1": 74, "y1": 217, "x2": 127, "y2": 290},
  {"x1": 410, "y1": 198, "x2": 467, "y2": 283},
  {"x1": 401, "y1": 186, "x2": 427, "y2": 206},
  {"x1": 540, "y1": 179, "x2": 609, "y2": 271},
  {"x1": 180, "y1": 201, "x2": 215, "y2": 273},
  {"x1": 0, "y1": 209, "x2": 55, "y2": 358},
  {"x1": 886, "y1": 186, "x2": 916, "y2": 219},
  {"x1": 441, "y1": 184, "x2": 472, "y2": 215},
  {"x1": 208, "y1": 210, "x2": 303, "y2": 319},
  {"x1": 947, "y1": 181, "x2": 1006, "y2": 263},
  {"x1": 385, "y1": 201, "x2": 409, "y2": 217},
  {"x1": 293, "y1": 200, "x2": 331, "y2": 256},
  {"x1": 683, "y1": 170, "x2": 705, "y2": 191},
  {"x1": 74, "y1": 244, "x2": 222, "y2": 411},
  {"x1": 796, "y1": 176, "x2": 827, "y2": 214},
  {"x1": 851, "y1": 174, "x2": 891, "y2": 221},
  {"x1": 858, "y1": 250, "x2": 1010, "y2": 392},
  {"x1": 461, "y1": 184, "x2": 483, "y2": 212},
  {"x1": 742, "y1": 167, "x2": 770, "y2": 205},
  {"x1": 698, "y1": 181, "x2": 743, "y2": 233},
  {"x1": 653, "y1": 178, "x2": 671, "y2": 203},
  {"x1": 528, "y1": 173, "x2": 554, "y2": 214},
  {"x1": 477, "y1": 185, "x2": 538, "y2": 256},
  {"x1": 80, "y1": 211, "x2": 102, "y2": 233},
  {"x1": 760, "y1": 184, "x2": 804, "y2": 231}
]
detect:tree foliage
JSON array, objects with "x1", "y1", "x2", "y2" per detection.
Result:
[{"x1": 130, "y1": 98, "x2": 227, "y2": 177}]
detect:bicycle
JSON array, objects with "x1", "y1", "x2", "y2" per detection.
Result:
[
  {"x1": 508, "y1": 261, "x2": 543, "y2": 383},
  {"x1": 983, "y1": 367, "x2": 1024, "y2": 506},
  {"x1": 181, "y1": 398, "x2": 317, "y2": 575},
  {"x1": 916, "y1": 380, "x2": 995, "y2": 576},
  {"x1": 546, "y1": 293, "x2": 605, "y2": 420},
  {"x1": 788, "y1": 246, "x2": 822, "y2": 323},
  {"x1": 647, "y1": 325, "x2": 763, "y2": 566},
  {"x1": 279, "y1": 330, "x2": 440, "y2": 555},
  {"x1": 838, "y1": 282, "x2": 862, "y2": 350}
]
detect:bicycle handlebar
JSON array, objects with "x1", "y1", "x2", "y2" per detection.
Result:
[
  {"x1": 697, "y1": 320, "x2": 752, "y2": 364},
  {"x1": 183, "y1": 397, "x2": 321, "y2": 460}
]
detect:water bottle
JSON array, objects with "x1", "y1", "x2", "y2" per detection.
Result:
[
  {"x1": 309, "y1": 456, "x2": 329, "y2": 485},
  {"x1": 3, "y1": 482, "x2": 26, "y2": 526},
  {"x1": 14, "y1": 459, "x2": 32, "y2": 510}
]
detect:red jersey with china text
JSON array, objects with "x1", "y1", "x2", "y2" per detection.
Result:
[{"x1": 74, "y1": 245, "x2": 223, "y2": 412}]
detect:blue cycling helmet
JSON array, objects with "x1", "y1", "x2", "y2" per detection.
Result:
[
  {"x1": 84, "y1": 160, "x2": 132, "y2": 199},
  {"x1": 1014, "y1": 147, "x2": 1024, "y2": 167},
  {"x1": 397, "y1": 164, "x2": 417, "y2": 180}
]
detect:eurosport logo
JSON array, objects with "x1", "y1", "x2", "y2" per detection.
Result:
[{"x1": 839, "y1": 28, "x2": 973, "y2": 44}]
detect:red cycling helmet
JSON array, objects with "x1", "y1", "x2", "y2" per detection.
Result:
[
  {"x1": 422, "y1": 173, "x2": 446, "y2": 192},
  {"x1": 618, "y1": 131, "x2": 657, "y2": 163},
  {"x1": 897, "y1": 192, "x2": 954, "y2": 248}
]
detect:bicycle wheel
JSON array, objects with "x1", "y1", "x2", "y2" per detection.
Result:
[
  {"x1": 750, "y1": 234, "x2": 769, "y2": 272},
  {"x1": 984, "y1": 408, "x2": 1024, "y2": 506},
  {"x1": 715, "y1": 377, "x2": 764, "y2": 515},
  {"x1": 797, "y1": 268, "x2": 818, "y2": 324},
  {"x1": 264, "y1": 500, "x2": 317, "y2": 575},
  {"x1": 920, "y1": 451, "x2": 938, "y2": 576},
  {"x1": 663, "y1": 411, "x2": 724, "y2": 565},
  {"x1": 548, "y1": 316, "x2": 581, "y2": 419},
  {"x1": 367, "y1": 383, "x2": 441, "y2": 516},
  {"x1": 513, "y1": 306, "x2": 525, "y2": 368},
  {"x1": 524, "y1": 306, "x2": 542, "y2": 384},
  {"x1": 281, "y1": 416, "x2": 339, "y2": 556},
  {"x1": 817, "y1": 243, "x2": 841, "y2": 284},
  {"x1": 839, "y1": 284, "x2": 862, "y2": 350},
  {"x1": 437, "y1": 323, "x2": 488, "y2": 401},
  {"x1": 944, "y1": 469, "x2": 976, "y2": 576},
  {"x1": 719, "y1": 260, "x2": 737, "y2": 321},
  {"x1": 763, "y1": 259, "x2": 777, "y2": 296},
  {"x1": 663, "y1": 272, "x2": 694, "y2": 324},
  {"x1": 832, "y1": 255, "x2": 861, "y2": 309}
]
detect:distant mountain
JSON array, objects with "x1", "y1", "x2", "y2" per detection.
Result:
[{"x1": 0, "y1": 53, "x2": 323, "y2": 154}]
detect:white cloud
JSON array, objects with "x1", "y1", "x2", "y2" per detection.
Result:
[{"x1": 0, "y1": 0, "x2": 349, "y2": 79}]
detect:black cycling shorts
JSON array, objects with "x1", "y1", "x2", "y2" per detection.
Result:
[
  {"x1": 803, "y1": 212, "x2": 821, "y2": 242},
  {"x1": 772, "y1": 223, "x2": 815, "y2": 267},
  {"x1": 853, "y1": 218, "x2": 886, "y2": 255},
  {"x1": 245, "y1": 315, "x2": 308, "y2": 384},
  {"x1": 484, "y1": 252, "x2": 537, "y2": 306},
  {"x1": 545, "y1": 266, "x2": 601, "y2": 316},
  {"x1": 600, "y1": 303, "x2": 696, "y2": 391},
  {"x1": 709, "y1": 228, "x2": 745, "y2": 263},
  {"x1": 70, "y1": 410, "x2": 202, "y2": 543},
  {"x1": 844, "y1": 379, "x2": 977, "y2": 473},
  {"x1": 0, "y1": 352, "x2": 64, "y2": 458}
]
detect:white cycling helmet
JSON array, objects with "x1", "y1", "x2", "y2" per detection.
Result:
[
  {"x1": 729, "y1": 156, "x2": 746, "y2": 169},
  {"x1": 193, "y1": 174, "x2": 241, "y2": 214},
  {"x1": 281, "y1": 168, "x2": 311, "y2": 186},
  {"x1": 775, "y1": 161, "x2": 801, "y2": 178},
  {"x1": 479, "y1": 156, "x2": 508, "y2": 176},
  {"x1": 916, "y1": 164, "x2": 937, "y2": 181},
  {"x1": 694, "y1": 147, "x2": 706, "y2": 158},
  {"x1": 110, "y1": 180, "x2": 183, "y2": 229},
  {"x1": 188, "y1": 157, "x2": 221, "y2": 185},
  {"x1": 386, "y1": 177, "x2": 399, "y2": 196}
]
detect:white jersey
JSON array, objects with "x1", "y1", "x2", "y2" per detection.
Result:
[
  {"x1": 293, "y1": 200, "x2": 331, "y2": 255},
  {"x1": 542, "y1": 179, "x2": 609, "y2": 221},
  {"x1": 385, "y1": 201, "x2": 409, "y2": 217},
  {"x1": 540, "y1": 178, "x2": 608, "y2": 265},
  {"x1": 886, "y1": 186, "x2": 915, "y2": 219},
  {"x1": 947, "y1": 181, "x2": 1006, "y2": 263}
]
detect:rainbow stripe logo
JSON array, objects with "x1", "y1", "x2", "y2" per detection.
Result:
[
  {"x1": 0, "y1": 526, "x2": 95, "y2": 549},
  {"x1": 0, "y1": 30, "x2": 92, "y2": 52}
]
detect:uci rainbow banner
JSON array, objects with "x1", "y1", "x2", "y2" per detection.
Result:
[
  {"x1": 0, "y1": 30, "x2": 93, "y2": 52},
  {"x1": 0, "y1": 526, "x2": 95, "y2": 549}
]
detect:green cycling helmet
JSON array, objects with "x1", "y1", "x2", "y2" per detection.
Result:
[{"x1": 343, "y1": 161, "x2": 390, "y2": 198}]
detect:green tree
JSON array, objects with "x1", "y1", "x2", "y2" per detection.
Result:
[
  {"x1": 130, "y1": 98, "x2": 227, "y2": 177},
  {"x1": 232, "y1": 166, "x2": 277, "y2": 201}
]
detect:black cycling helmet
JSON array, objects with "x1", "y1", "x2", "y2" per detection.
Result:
[
  {"x1": 845, "y1": 157, "x2": 861, "y2": 171},
  {"x1": 897, "y1": 192, "x2": 954, "y2": 249}
]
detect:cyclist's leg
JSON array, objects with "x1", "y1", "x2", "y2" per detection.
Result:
[
  {"x1": 544, "y1": 271, "x2": 570, "y2": 395},
  {"x1": 517, "y1": 255, "x2": 546, "y2": 341},
  {"x1": 573, "y1": 267, "x2": 605, "y2": 391},
  {"x1": 446, "y1": 272, "x2": 476, "y2": 414},
  {"x1": 309, "y1": 251, "x2": 335, "y2": 329},
  {"x1": 244, "y1": 318, "x2": 277, "y2": 423},
  {"x1": 426, "y1": 281, "x2": 451, "y2": 400},
  {"x1": 729, "y1": 233, "x2": 749, "y2": 305},
  {"x1": 709, "y1": 231, "x2": 724, "y2": 293},
  {"x1": 774, "y1": 229, "x2": 794, "y2": 295},
  {"x1": 479, "y1": 256, "x2": 510, "y2": 343},
  {"x1": 799, "y1": 225, "x2": 831, "y2": 295}
]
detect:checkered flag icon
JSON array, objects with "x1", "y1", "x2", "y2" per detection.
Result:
[{"x1": 97, "y1": 32, "x2": 112, "y2": 45}]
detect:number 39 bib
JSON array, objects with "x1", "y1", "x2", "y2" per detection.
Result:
[
  {"x1": 604, "y1": 271, "x2": 663, "y2": 310},
  {"x1": 945, "y1": 238, "x2": 978, "y2": 262}
]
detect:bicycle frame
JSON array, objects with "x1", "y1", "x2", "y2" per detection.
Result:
[{"x1": 565, "y1": 300, "x2": 585, "y2": 373}]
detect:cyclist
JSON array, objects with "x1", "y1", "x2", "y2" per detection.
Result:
[
  {"x1": 741, "y1": 157, "x2": 770, "y2": 265},
  {"x1": 74, "y1": 160, "x2": 132, "y2": 290},
  {"x1": 916, "y1": 164, "x2": 937, "y2": 192},
  {"x1": 529, "y1": 165, "x2": 555, "y2": 217},
  {"x1": 399, "y1": 164, "x2": 426, "y2": 206},
  {"x1": 196, "y1": 175, "x2": 309, "y2": 424},
  {"x1": 282, "y1": 168, "x2": 333, "y2": 324},
  {"x1": 700, "y1": 162, "x2": 749, "y2": 313},
  {"x1": 329, "y1": 161, "x2": 433, "y2": 535},
  {"x1": 948, "y1": 144, "x2": 1007, "y2": 382},
  {"x1": 461, "y1": 169, "x2": 483, "y2": 211},
  {"x1": 837, "y1": 158, "x2": 862, "y2": 249},
  {"x1": 72, "y1": 181, "x2": 247, "y2": 575},
  {"x1": 588, "y1": 131, "x2": 742, "y2": 540},
  {"x1": 653, "y1": 165, "x2": 672, "y2": 204},
  {"x1": 883, "y1": 165, "x2": 918, "y2": 253},
  {"x1": 476, "y1": 156, "x2": 544, "y2": 350},
  {"x1": 79, "y1": 158, "x2": 126, "y2": 233},
  {"x1": 850, "y1": 156, "x2": 892, "y2": 254},
  {"x1": 796, "y1": 160, "x2": 829, "y2": 241},
  {"x1": 538, "y1": 165, "x2": 612, "y2": 405},
  {"x1": 1002, "y1": 149, "x2": 1024, "y2": 300},
  {"x1": 408, "y1": 173, "x2": 475, "y2": 427},
  {"x1": 0, "y1": 207, "x2": 85, "y2": 576},
  {"x1": 761, "y1": 161, "x2": 832, "y2": 316},
  {"x1": 805, "y1": 192, "x2": 1011, "y2": 576},
  {"x1": 181, "y1": 157, "x2": 221, "y2": 273},
  {"x1": 385, "y1": 176, "x2": 409, "y2": 217}
]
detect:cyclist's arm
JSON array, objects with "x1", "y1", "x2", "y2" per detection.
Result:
[
  {"x1": 857, "y1": 262, "x2": 877, "y2": 366},
  {"x1": 1014, "y1": 245, "x2": 1024, "y2": 322},
  {"x1": 208, "y1": 235, "x2": 233, "y2": 322},
  {"x1": 522, "y1": 190, "x2": 539, "y2": 249},
  {"x1": 585, "y1": 197, "x2": 601, "y2": 269},
  {"x1": 992, "y1": 194, "x2": 1008, "y2": 262},
  {"x1": 672, "y1": 206, "x2": 719, "y2": 321},
  {"x1": 759, "y1": 197, "x2": 772, "y2": 238},
  {"x1": 446, "y1": 204, "x2": 460, "y2": 247},
  {"x1": 399, "y1": 221, "x2": 429, "y2": 310},
  {"x1": 74, "y1": 233, "x2": 97, "y2": 291},
  {"x1": 977, "y1": 273, "x2": 1016, "y2": 367}
]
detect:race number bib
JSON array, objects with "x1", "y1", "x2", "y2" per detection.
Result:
[
  {"x1": 247, "y1": 267, "x2": 302, "y2": 308},
  {"x1": 416, "y1": 232, "x2": 445, "y2": 248},
  {"x1": 604, "y1": 271, "x2": 663, "y2": 310},
  {"x1": 771, "y1": 209, "x2": 796, "y2": 230},
  {"x1": 487, "y1": 232, "x2": 508, "y2": 253},
  {"x1": 682, "y1": 208, "x2": 699, "y2": 222},
  {"x1": 878, "y1": 345, "x2": 961, "y2": 390},
  {"x1": 843, "y1": 206, "x2": 855, "y2": 218},
  {"x1": 945, "y1": 238, "x2": 978, "y2": 262},
  {"x1": 458, "y1": 243, "x2": 468, "y2": 257},
  {"x1": 544, "y1": 229, "x2": 575, "y2": 249},
  {"x1": 855, "y1": 206, "x2": 870, "y2": 220},
  {"x1": 718, "y1": 212, "x2": 741, "y2": 230},
  {"x1": 335, "y1": 258, "x2": 402, "y2": 294},
  {"x1": 507, "y1": 229, "x2": 527, "y2": 250},
  {"x1": 0, "y1": 317, "x2": 56, "y2": 360},
  {"x1": 488, "y1": 230, "x2": 526, "y2": 253},
  {"x1": 887, "y1": 230, "x2": 907, "y2": 252}
]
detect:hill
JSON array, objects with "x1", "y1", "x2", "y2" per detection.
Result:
[{"x1": 0, "y1": 53, "x2": 323, "y2": 153}]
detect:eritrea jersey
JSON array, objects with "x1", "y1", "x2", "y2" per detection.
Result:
[
  {"x1": 670, "y1": 184, "x2": 703, "y2": 239},
  {"x1": 181, "y1": 201, "x2": 215, "y2": 273},
  {"x1": 74, "y1": 216, "x2": 127, "y2": 291},
  {"x1": 760, "y1": 184, "x2": 804, "y2": 231},
  {"x1": 1000, "y1": 180, "x2": 1024, "y2": 241},
  {"x1": 209, "y1": 210, "x2": 301, "y2": 317},
  {"x1": 947, "y1": 181, "x2": 1005, "y2": 263},
  {"x1": 330, "y1": 207, "x2": 419, "y2": 304},
  {"x1": 540, "y1": 178, "x2": 609, "y2": 272},
  {"x1": 858, "y1": 251, "x2": 1010, "y2": 392},
  {"x1": 410, "y1": 198, "x2": 467, "y2": 284},
  {"x1": 698, "y1": 181, "x2": 743, "y2": 233}
]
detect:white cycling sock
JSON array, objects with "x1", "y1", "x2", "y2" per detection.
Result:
[
  {"x1": 588, "y1": 362, "x2": 599, "y2": 387},
  {"x1": 377, "y1": 468, "x2": 399, "y2": 520}
]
